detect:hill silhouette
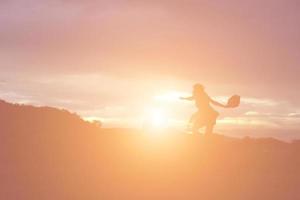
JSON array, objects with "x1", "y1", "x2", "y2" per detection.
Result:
[{"x1": 0, "y1": 100, "x2": 299, "y2": 200}]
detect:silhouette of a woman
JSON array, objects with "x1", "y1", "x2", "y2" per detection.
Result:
[{"x1": 181, "y1": 84, "x2": 227, "y2": 135}]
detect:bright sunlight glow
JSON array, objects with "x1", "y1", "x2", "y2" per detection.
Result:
[{"x1": 143, "y1": 108, "x2": 169, "y2": 130}]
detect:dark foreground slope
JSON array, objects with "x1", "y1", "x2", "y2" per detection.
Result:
[{"x1": 0, "y1": 100, "x2": 299, "y2": 200}]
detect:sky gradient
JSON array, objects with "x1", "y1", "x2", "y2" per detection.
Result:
[{"x1": 1, "y1": 0, "x2": 300, "y2": 138}]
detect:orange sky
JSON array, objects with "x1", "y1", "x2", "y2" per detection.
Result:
[{"x1": 0, "y1": 0, "x2": 300, "y2": 138}]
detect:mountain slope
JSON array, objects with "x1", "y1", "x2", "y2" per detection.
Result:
[{"x1": 0, "y1": 100, "x2": 299, "y2": 200}]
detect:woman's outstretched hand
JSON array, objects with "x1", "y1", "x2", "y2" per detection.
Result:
[{"x1": 180, "y1": 96, "x2": 194, "y2": 100}]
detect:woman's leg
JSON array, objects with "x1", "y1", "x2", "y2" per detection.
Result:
[
  {"x1": 205, "y1": 111, "x2": 218, "y2": 135},
  {"x1": 189, "y1": 112, "x2": 199, "y2": 133},
  {"x1": 192, "y1": 122, "x2": 201, "y2": 134},
  {"x1": 205, "y1": 124, "x2": 214, "y2": 135},
  {"x1": 189, "y1": 112, "x2": 198, "y2": 124}
]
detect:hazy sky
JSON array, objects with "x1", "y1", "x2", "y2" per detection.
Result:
[{"x1": 1, "y1": 0, "x2": 299, "y2": 136}]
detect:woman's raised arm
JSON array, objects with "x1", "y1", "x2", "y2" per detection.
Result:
[{"x1": 209, "y1": 98, "x2": 227, "y2": 108}]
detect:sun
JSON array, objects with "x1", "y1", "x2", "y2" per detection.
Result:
[
  {"x1": 143, "y1": 108, "x2": 169, "y2": 130},
  {"x1": 150, "y1": 109, "x2": 167, "y2": 128}
]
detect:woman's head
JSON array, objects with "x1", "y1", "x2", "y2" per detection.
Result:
[{"x1": 193, "y1": 84, "x2": 204, "y2": 93}]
